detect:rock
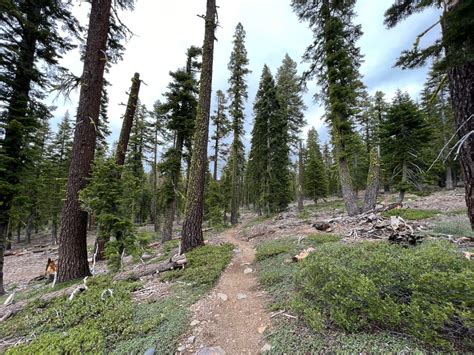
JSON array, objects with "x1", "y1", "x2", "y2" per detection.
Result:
[
  {"x1": 191, "y1": 319, "x2": 200, "y2": 326},
  {"x1": 196, "y1": 346, "x2": 226, "y2": 355},
  {"x1": 258, "y1": 325, "x2": 266, "y2": 334},
  {"x1": 237, "y1": 293, "x2": 247, "y2": 300},
  {"x1": 233, "y1": 247, "x2": 241, "y2": 253},
  {"x1": 261, "y1": 343, "x2": 272, "y2": 352},
  {"x1": 177, "y1": 345, "x2": 186, "y2": 353},
  {"x1": 243, "y1": 267, "x2": 253, "y2": 274},
  {"x1": 187, "y1": 335, "x2": 196, "y2": 344},
  {"x1": 312, "y1": 222, "x2": 331, "y2": 231},
  {"x1": 144, "y1": 348, "x2": 155, "y2": 355},
  {"x1": 217, "y1": 293, "x2": 228, "y2": 301}
]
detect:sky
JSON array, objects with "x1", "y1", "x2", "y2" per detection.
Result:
[{"x1": 51, "y1": 0, "x2": 441, "y2": 148}]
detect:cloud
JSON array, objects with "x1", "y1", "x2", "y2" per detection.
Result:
[{"x1": 48, "y1": 0, "x2": 440, "y2": 152}]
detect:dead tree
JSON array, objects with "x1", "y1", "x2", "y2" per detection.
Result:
[{"x1": 181, "y1": 0, "x2": 218, "y2": 252}]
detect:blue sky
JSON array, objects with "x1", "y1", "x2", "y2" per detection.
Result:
[{"x1": 50, "y1": 0, "x2": 441, "y2": 153}]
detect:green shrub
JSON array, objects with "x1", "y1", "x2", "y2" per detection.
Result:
[
  {"x1": 295, "y1": 241, "x2": 473, "y2": 350},
  {"x1": 383, "y1": 208, "x2": 439, "y2": 220},
  {"x1": 256, "y1": 240, "x2": 293, "y2": 261},
  {"x1": 160, "y1": 244, "x2": 233, "y2": 288},
  {"x1": 433, "y1": 220, "x2": 474, "y2": 237}
]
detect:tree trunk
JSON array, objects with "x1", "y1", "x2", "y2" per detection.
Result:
[
  {"x1": 443, "y1": 1, "x2": 474, "y2": 229},
  {"x1": 181, "y1": 0, "x2": 217, "y2": 253},
  {"x1": 16, "y1": 224, "x2": 21, "y2": 244},
  {"x1": 230, "y1": 150, "x2": 240, "y2": 224},
  {"x1": 338, "y1": 156, "x2": 359, "y2": 216},
  {"x1": 94, "y1": 72, "x2": 141, "y2": 259},
  {"x1": 51, "y1": 214, "x2": 58, "y2": 245},
  {"x1": 152, "y1": 127, "x2": 160, "y2": 233},
  {"x1": 0, "y1": 223, "x2": 6, "y2": 295},
  {"x1": 6, "y1": 220, "x2": 12, "y2": 251},
  {"x1": 58, "y1": 0, "x2": 112, "y2": 282},
  {"x1": 115, "y1": 72, "x2": 141, "y2": 166},
  {"x1": 213, "y1": 134, "x2": 219, "y2": 181},
  {"x1": 363, "y1": 147, "x2": 380, "y2": 212},
  {"x1": 26, "y1": 211, "x2": 34, "y2": 244},
  {"x1": 397, "y1": 160, "x2": 408, "y2": 204},
  {"x1": 447, "y1": 63, "x2": 474, "y2": 228},
  {"x1": 446, "y1": 164, "x2": 454, "y2": 190},
  {"x1": 162, "y1": 133, "x2": 184, "y2": 242},
  {"x1": 297, "y1": 142, "x2": 304, "y2": 212}
]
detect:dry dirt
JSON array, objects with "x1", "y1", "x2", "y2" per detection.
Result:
[{"x1": 180, "y1": 226, "x2": 271, "y2": 355}]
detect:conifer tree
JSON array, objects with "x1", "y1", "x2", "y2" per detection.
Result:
[
  {"x1": 0, "y1": 0, "x2": 80, "y2": 293},
  {"x1": 276, "y1": 54, "x2": 307, "y2": 150},
  {"x1": 58, "y1": 0, "x2": 136, "y2": 282},
  {"x1": 210, "y1": 90, "x2": 231, "y2": 180},
  {"x1": 181, "y1": 0, "x2": 218, "y2": 252},
  {"x1": 381, "y1": 91, "x2": 431, "y2": 203},
  {"x1": 292, "y1": 0, "x2": 364, "y2": 216},
  {"x1": 385, "y1": 0, "x2": 474, "y2": 228},
  {"x1": 160, "y1": 48, "x2": 200, "y2": 241},
  {"x1": 304, "y1": 128, "x2": 328, "y2": 203},
  {"x1": 46, "y1": 112, "x2": 73, "y2": 244},
  {"x1": 228, "y1": 23, "x2": 250, "y2": 224}
]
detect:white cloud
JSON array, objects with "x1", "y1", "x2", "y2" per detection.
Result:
[{"x1": 49, "y1": 0, "x2": 439, "y2": 149}]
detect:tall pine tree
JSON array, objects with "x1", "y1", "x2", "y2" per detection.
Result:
[
  {"x1": 228, "y1": 23, "x2": 250, "y2": 224},
  {"x1": 305, "y1": 128, "x2": 328, "y2": 203},
  {"x1": 292, "y1": 0, "x2": 365, "y2": 216}
]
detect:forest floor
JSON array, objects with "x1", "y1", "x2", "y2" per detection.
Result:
[{"x1": 1, "y1": 188, "x2": 473, "y2": 354}]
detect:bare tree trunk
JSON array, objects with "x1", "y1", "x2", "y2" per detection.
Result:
[
  {"x1": 297, "y1": 141, "x2": 304, "y2": 212},
  {"x1": 363, "y1": 147, "x2": 380, "y2": 212},
  {"x1": 58, "y1": 0, "x2": 112, "y2": 282},
  {"x1": 16, "y1": 224, "x2": 21, "y2": 243},
  {"x1": 181, "y1": 0, "x2": 217, "y2": 253},
  {"x1": 0, "y1": 224, "x2": 5, "y2": 295},
  {"x1": 115, "y1": 73, "x2": 141, "y2": 166},
  {"x1": 94, "y1": 72, "x2": 141, "y2": 259},
  {"x1": 152, "y1": 127, "x2": 160, "y2": 233},
  {"x1": 338, "y1": 156, "x2": 359, "y2": 216},
  {"x1": 26, "y1": 211, "x2": 34, "y2": 244},
  {"x1": 397, "y1": 160, "x2": 408, "y2": 204},
  {"x1": 446, "y1": 164, "x2": 454, "y2": 190}
]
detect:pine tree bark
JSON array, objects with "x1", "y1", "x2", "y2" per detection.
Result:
[
  {"x1": 338, "y1": 156, "x2": 360, "y2": 216},
  {"x1": 297, "y1": 141, "x2": 304, "y2": 212},
  {"x1": 397, "y1": 160, "x2": 408, "y2": 204},
  {"x1": 443, "y1": 1, "x2": 474, "y2": 228},
  {"x1": 363, "y1": 147, "x2": 380, "y2": 212},
  {"x1": 115, "y1": 73, "x2": 141, "y2": 166},
  {"x1": 58, "y1": 0, "x2": 112, "y2": 282},
  {"x1": 181, "y1": 0, "x2": 217, "y2": 253}
]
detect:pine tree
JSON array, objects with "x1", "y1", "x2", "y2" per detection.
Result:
[
  {"x1": 160, "y1": 48, "x2": 200, "y2": 241},
  {"x1": 276, "y1": 54, "x2": 307, "y2": 151},
  {"x1": 247, "y1": 66, "x2": 273, "y2": 214},
  {"x1": 228, "y1": 23, "x2": 250, "y2": 224},
  {"x1": 304, "y1": 128, "x2": 328, "y2": 203},
  {"x1": 210, "y1": 90, "x2": 231, "y2": 180},
  {"x1": 421, "y1": 61, "x2": 456, "y2": 190},
  {"x1": 384, "y1": 0, "x2": 474, "y2": 228},
  {"x1": 45, "y1": 112, "x2": 73, "y2": 244},
  {"x1": 0, "y1": 0, "x2": 80, "y2": 293},
  {"x1": 381, "y1": 91, "x2": 431, "y2": 203},
  {"x1": 292, "y1": 0, "x2": 364, "y2": 216},
  {"x1": 181, "y1": 0, "x2": 218, "y2": 252}
]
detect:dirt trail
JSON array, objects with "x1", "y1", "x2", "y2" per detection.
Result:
[{"x1": 181, "y1": 227, "x2": 271, "y2": 354}]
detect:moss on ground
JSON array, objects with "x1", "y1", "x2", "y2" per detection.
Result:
[{"x1": 1, "y1": 243, "x2": 234, "y2": 354}]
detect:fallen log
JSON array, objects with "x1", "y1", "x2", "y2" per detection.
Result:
[
  {"x1": 0, "y1": 284, "x2": 79, "y2": 322},
  {"x1": 113, "y1": 254, "x2": 187, "y2": 281}
]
